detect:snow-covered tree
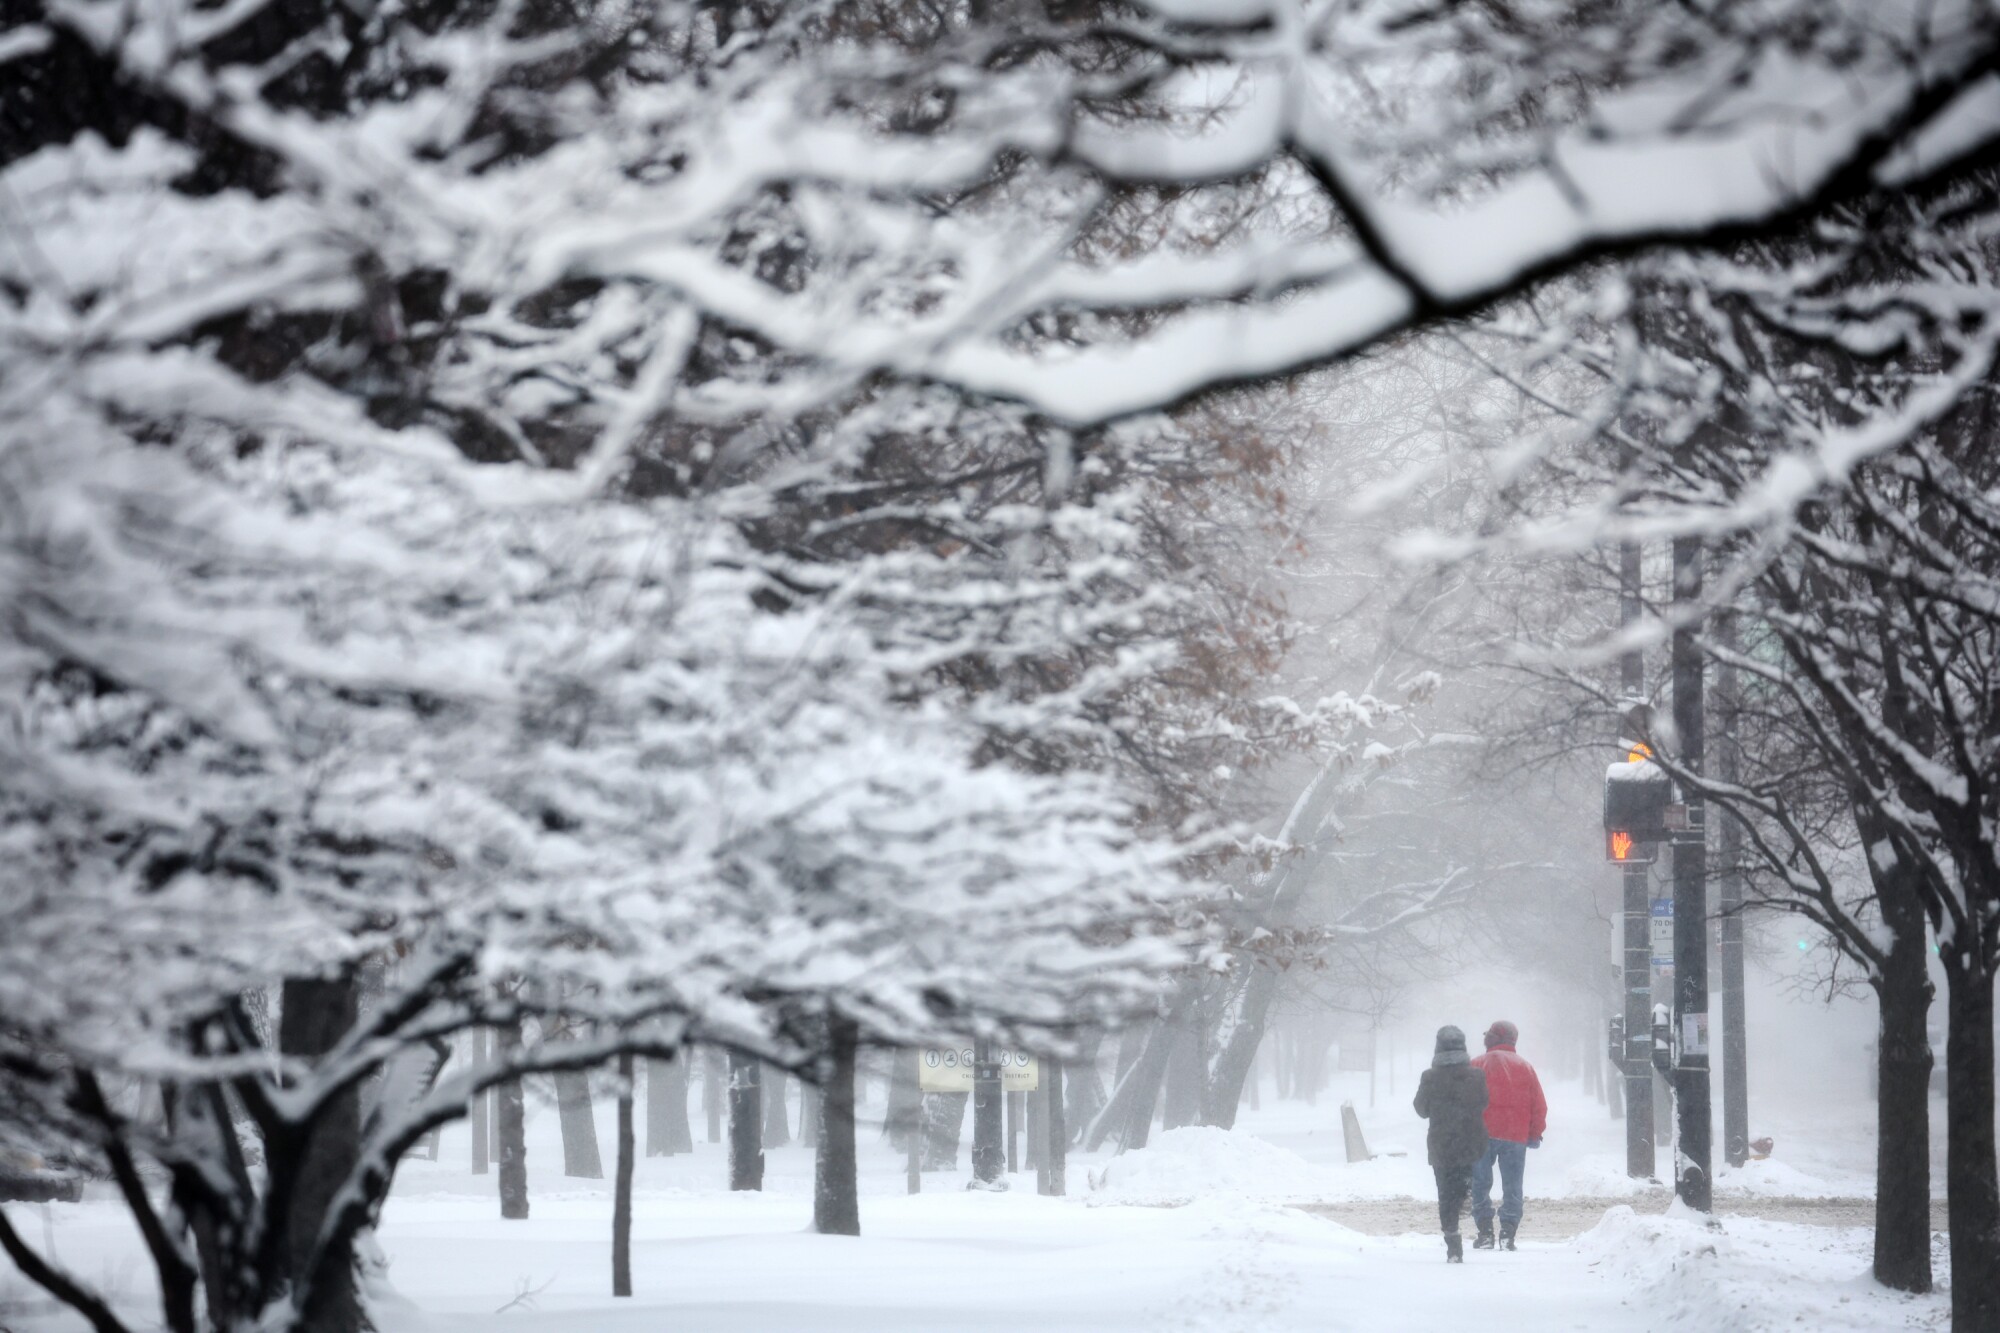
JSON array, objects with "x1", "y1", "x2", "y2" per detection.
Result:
[
  {"x1": 10, "y1": 0, "x2": 2000, "y2": 1325},
  {"x1": 0, "y1": 110, "x2": 1202, "y2": 1333},
  {"x1": 1388, "y1": 190, "x2": 2000, "y2": 1320}
]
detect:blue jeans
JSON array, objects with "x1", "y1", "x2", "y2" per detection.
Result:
[{"x1": 1469, "y1": 1138, "x2": 1528, "y2": 1227}]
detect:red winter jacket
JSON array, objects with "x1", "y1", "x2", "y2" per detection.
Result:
[{"x1": 1471, "y1": 1044, "x2": 1547, "y2": 1144}]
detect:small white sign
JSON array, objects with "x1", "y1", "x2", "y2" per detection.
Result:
[
  {"x1": 1650, "y1": 899, "x2": 1674, "y2": 966},
  {"x1": 917, "y1": 1047, "x2": 1038, "y2": 1093},
  {"x1": 1682, "y1": 1012, "x2": 1709, "y2": 1057}
]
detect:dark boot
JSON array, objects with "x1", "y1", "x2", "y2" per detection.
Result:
[
  {"x1": 1500, "y1": 1220, "x2": 1518, "y2": 1251},
  {"x1": 1472, "y1": 1222, "x2": 1494, "y2": 1250},
  {"x1": 1444, "y1": 1232, "x2": 1463, "y2": 1263}
]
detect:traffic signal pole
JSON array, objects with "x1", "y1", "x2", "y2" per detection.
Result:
[
  {"x1": 1619, "y1": 543, "x2": 1656, "y2": 1180},
  {"x1": 1670, "y1": 537, "x2": 1712, "y2": 1211}
]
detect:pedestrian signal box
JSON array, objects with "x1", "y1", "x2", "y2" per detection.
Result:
[{"x1": 1604, "y1": 747, "x2": 1670, "y2": 863}]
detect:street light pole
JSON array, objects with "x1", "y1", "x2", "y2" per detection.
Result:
[
  {"x1": 1716, "y1": 610, "x2": 1750, "y2": 1169},
  {"x1": 1670, "y1": 536, "x2": 1712, "y2": 1211},
  {"x1": 1619, "y1": 542, "x2": 1656, "y2": 1180}
]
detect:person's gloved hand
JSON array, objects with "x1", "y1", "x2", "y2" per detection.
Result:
[{"x1": 1528, "y1": 1137, "x2": 1542, "y2": 1149}]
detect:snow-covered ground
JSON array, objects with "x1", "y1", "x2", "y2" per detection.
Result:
[
  {"x1": 1101, "y1": 1060, "x2": 1893, "y2": 1206},
  {"x1": 1, "y1": 1061, "x2": 1951, "y2": 1332}
]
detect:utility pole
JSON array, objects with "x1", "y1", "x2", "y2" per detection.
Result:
[
  {"x1": 1715, "y1": 610, "x2": 1749, "y2": 1168},
  {"x1": 1619, "y1": 542, "x2": 1656, "y2": 1179},
  {"x1": 1670, "y1": 536, "x2": 1712, "y2": 1210}
]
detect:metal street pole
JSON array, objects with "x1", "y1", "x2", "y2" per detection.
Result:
[
  {"x1": 1715, "y1": 611, "x2": 1750, "y2": 1169},
  {"x1": 1670, "y1": 536, "x2": 1712, "y2": 1211},
  {"x1": 1619, "y1": 542, "x2": 1656, "y2": 1179}
]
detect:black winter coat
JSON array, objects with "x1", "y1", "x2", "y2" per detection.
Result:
[{"x1": 1413, "y1": 1063, "x2": 1489, "y2": 1168}]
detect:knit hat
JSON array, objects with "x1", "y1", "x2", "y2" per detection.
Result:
[
  {"x1": 1483, "y1": 1020, "x2": 1519, "y2": 1049},
  {"x1": 1433, "y1": 1025, "x2": 1470, "y2": 1067}
]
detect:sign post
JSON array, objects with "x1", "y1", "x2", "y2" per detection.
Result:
[
  {"x1": 1669, "y1": 535, "x2": 1712, "y2": 1212},
  {"x1": 918, "y1": 1046, "x2": 1039, "y2": 1094},
  {"x1": 917, "y1": 1046, "x2": 1040, "y2": 1190},
  {"x1": 971, "y1": 1038, "x2": 1003, "y2": 1186}
]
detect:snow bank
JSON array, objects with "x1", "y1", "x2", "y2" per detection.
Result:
[
  {"x1": 1577, "y1": 1204, "x2": 1944, "y2": 1332},
  {"x1": 1556, "y1": 1146, "x2": 1860, "y2": 1202},
  {"x1": 1083, "y1": 1126, "x2": 1347, "y2": 1206},
  {"x1": 1558, "y1": 1155, "x2": 1672, "y2": 1199},
  {"x1": 1573, "y1": 1202, "x2": 1733, "y2": 1293},
  {"x1": 1712, "y1": 1155, "x2": 1855, "y2": 1199}
]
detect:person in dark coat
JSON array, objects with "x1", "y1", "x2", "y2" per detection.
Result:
[{"x1": 1412, "y1": 1025, "x2": 1488, "y2": 1262}]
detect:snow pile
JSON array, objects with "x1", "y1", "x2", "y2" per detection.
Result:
[
  {"x1": 1713, "y1": 1155, "x2": 1853, "y2": 1199},
  {"x1": 1574, "y1": 1203, "x2": 1734, "y2": 1294},
  {"x1": 1084, "y1": 1127, "x2": 1347, "y2": 1206},
  {"x1": 1577, "y1": 1204, "x2": 1944, "y2": 1332},
  {"x1": 1558, "y1": 1155, "x2": 1673, "y2": 1199}
]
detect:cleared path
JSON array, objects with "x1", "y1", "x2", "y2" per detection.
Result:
[{"x1": 1299, "y1": 1194, "x2": 1948, "y2": 1238}]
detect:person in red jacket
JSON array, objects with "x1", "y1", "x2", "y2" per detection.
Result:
[{"x1": 1468, "y1": 1019, "x2": 1547, "y2": 1251}]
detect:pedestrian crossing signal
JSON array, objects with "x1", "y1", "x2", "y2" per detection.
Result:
[
  {"x1": 1605, "y1": 745, "x2": 1670, "y2": 863},
  {"x1": 1606, "y1": 828, "x2": 1657, "y2": 863}
]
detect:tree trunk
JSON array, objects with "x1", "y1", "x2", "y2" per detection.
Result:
[
  {"x1": 1044, "y1": 1058, "x2": 1066, "y2": 1197},
  {"x1": 470, "y1": 1028, "x2": 490, "y2": 1175},
  {"x1": 1872, "y1": 919, "x2": 1935, "y2": 1292},
  {"x1": 496, "y1": 1020, "x2": 529, "y2": 1220},
  {"x1": 1062, "y1": 1032, "x2": 1107, "y2": 1144},
  {"x1": 728, "y1": 1051, "x2": 764, "y2": 1190},
  {"x1": 1298, "y1": 1030, "x2": 1330, "y2": 1107},
  {"x1": 646, "y1": 1055, "x2": 670, "y2": 1158},
  {"x1": 1857, "y1": 807, "x2": 1935, "y2": 1294},
  {"x1": 613, "y1": 1053, "x2": 634, "y2": 1298},
  {"x1": 703, "y1": 1045, "x2": 725, "y2": 1143},
  {"x1": 1086, "y1": 1020, "x2": 1171, "y2": 1151},
  {"x1": 647, "y1": 1055, "x2": 693, "y2": 1156},
  {"x1": 279, "y1": 975, "x2": 363, "y2": 1333},
  {"x1": 1200, "y1": 966, "x2": 1282, "y2": 1128},
  {"x1": 1161, "y1": 1020, "x2": 1204, "y2": 1131},
  {"x1": 919, "y1": 1091, "x2": 967, "y2": 1171},
  {"x1": 799, "y1": 1078, "x2": 820, "y2": 1150},
  {"x1": 554, "y1": 1067, "x2": 603, "y2": 1178},
  {"x1": 1114, "y1": 1024, "x2": 1147, "y2": 1083},
  {"x1": 884, "y1": 1049, "x2": 921, "y2": 1149},
  {"x1": 1944, "y1": 957, "x2": 1999, "y2": 1332},
  {"x1": 813, "y1": 1016, "x2": 860, "y2": 1236},
  {"x1": 1025, "y1": 1079, "x2": 1042, "y2": 1170},
  {"x1": 763, "y1": 1066, "x2": 791, "y2": 1147},
  {"x1": 971, "y1": 1039, "x2": 1003, "y2": 1185},
  {"x1": 163, "y1": 1084, "x2": 248, "y2": 1331}
]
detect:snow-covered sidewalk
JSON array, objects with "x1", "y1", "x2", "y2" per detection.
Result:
[
  {"x1": 6, "y1": 1184, "x2": 1947, "y2": 1332},
  {"x1": 361, "y1": 1192, "x2": 1645, "y2": 1333},
  {"x1": 0, "y1": 1068, "x2": 1954, "y2": 1331}
]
